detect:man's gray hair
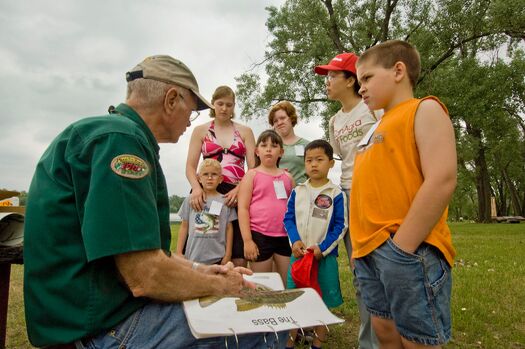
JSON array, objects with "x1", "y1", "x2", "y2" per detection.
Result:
[{"x1": 126, "y1": 78, "x2": 174, "y2": 109}]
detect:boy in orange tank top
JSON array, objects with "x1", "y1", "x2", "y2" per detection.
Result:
[{"x1": 351, "y1": 40, "x2": 457, "y2": 348}]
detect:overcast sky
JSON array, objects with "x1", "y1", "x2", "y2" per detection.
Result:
[{"x1": 0, "y1": 0, "x2": 340, "y2": 197}]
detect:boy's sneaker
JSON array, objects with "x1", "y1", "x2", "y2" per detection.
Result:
[{"x1": 295, "y1": 328, "x2": 315, "y2": 345}]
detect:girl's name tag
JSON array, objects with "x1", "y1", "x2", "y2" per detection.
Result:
[{"x1": 273, "y1": 180, "x2": 288, "y2": 199}]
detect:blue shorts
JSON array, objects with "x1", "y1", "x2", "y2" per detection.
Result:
[
  {"x1": 286, "y1": 254, "x2": 343, "y2": 309},
  {"x1": 354, "y1": 238, "x2": 452, "y2": 346}
]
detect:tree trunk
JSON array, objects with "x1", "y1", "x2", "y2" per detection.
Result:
[
  {"x1": 495, "y1": 177, "x2": 507, "y2": 216},
  {"x1": 521, "y1": 192, "x2": 525, "y2": 217},
  {"x1": 321, "y1": 0, "x2": 345, "y2": 52},
  {"x1": 475, "y1": 155, "x2": 492, "y2": 222},
  {"x1": 502, "y1": 167, "x2": 522, "y2": 216},
  {"x1": 467, "y1": 123, "x2": 492, "y2": 222}
]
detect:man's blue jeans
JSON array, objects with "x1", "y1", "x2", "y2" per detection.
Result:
[{"x1": 76, "y1": 302, "x2": 288, "y2": 349}]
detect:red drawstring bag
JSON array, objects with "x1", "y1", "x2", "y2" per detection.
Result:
[{"x1": 291, "y1": 249, "x2": 322, "y2": 297}]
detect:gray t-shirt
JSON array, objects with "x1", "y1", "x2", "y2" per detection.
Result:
[{"x1": 179, "y1": 194, "x2": 237, "y2": 264}]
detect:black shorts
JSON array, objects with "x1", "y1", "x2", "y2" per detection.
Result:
[
  {"x1": 216, "y1": 182, "x2": 244, "y2": 259},
  {"x1": 251, "y1": 231, "x2": 292, "y2": 262},
  {"x1": 231, "y1": 220, "x2": 244, "y2": 259}
]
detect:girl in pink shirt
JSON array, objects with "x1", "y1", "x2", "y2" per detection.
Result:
[{"x1": 238, "y1": 129, "x2": 294, "y2": 284}]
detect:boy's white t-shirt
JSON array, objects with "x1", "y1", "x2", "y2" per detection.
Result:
[
  {"x1": 328, "y1": 100, "x2": 378, "y2": 190},
  {"x1": 308, "y1": 181, "x2": 332, "y2": 203}
]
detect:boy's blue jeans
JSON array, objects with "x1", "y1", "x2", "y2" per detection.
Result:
[
  {"x1": 75, "y1": 302, "x2": 287, "y2": 349},
  {"x1": 354, "y1": 238, "x2": 452, "y2": 346}
]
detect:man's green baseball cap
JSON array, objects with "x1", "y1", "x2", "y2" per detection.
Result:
[{"x1": 126, "y1": 55, "x2": 212, "y2": 111}]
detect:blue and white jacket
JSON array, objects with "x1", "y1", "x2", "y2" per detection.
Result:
[{"x1": 284, "y1": 179, "x2": 348, "y2": 257}]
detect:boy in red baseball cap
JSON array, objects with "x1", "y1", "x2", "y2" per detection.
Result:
[{"x1": 314, "y1": 53, "x2": 380, "y2": 349}]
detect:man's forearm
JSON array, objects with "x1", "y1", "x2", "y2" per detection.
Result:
[{"x1": 115, "y1": 250, "x2": 221, "y2": 302}]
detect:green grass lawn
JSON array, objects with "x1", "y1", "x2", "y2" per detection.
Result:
[{"x1": 6, "y1": 223, "x2": 525, "y2": 348}]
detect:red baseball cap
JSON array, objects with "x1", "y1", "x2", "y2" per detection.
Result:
[{"x1": 314, "y1": 52, "x2": 359, "y2": 76}]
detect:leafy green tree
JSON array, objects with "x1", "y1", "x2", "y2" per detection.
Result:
[
  {"x1": 18, "y1": 191, "x2": 27, "y2": 206},
  {"x1": 449, "y1": 168, "x2": 477, "y2": 221},
  {"x1": 424, "y1": 56, "x2": 524, "y2": 221},
  {"x1": 236, "y1": 0, "x2": 525, "y2": 222},
  {"x1": 237, "y1": 0, "x2": 523, "y2": 118},
  {"x1": 169, "y1": 195, "x2": 186, "y2": 213}
]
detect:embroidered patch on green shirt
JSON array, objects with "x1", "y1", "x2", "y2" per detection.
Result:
[{"x1": 110, "y1": 154, "x2": 150, "y2": 179}]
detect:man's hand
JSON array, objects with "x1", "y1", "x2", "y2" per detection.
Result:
[
  {"x1": 233, "y1": 265, "x2": 256, "y2": 289},
  {"x1": 213, "y1": 269, "x2": 246, "y2": 297},
  {"x1": 208, "y1": 262, "x2": 256, "y2": 295},
  {"x1": 198, "y1": 262, "x2": 232, "y2": 275}
]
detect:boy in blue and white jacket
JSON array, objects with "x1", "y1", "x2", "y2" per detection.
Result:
[{"x1": 284, "y1": 140, "x2": 347, "y2": 349}]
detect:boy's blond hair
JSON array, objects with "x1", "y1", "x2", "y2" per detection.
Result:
[
  {"x1": 358, "y1": 40, "x2": 421, "y2": 88},
  {"x1": 198, "y1": 158, "x2": 222, "y2": 174}
]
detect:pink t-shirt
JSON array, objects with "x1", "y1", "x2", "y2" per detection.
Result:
[{"x1": 249, "y1": 170, "x2": 293, "y2": 237}]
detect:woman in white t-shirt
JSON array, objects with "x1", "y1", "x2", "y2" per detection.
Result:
[{"x1": 314, "y1": 52, "x2": 380, "y2": 349}]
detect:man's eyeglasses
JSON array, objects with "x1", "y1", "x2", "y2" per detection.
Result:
[
  {"x1": 179, "y1": 92, "x2": 200, "y2": 122},
  {"x1": 189, "y1": 110, "x2": 200, "y2": 122}
]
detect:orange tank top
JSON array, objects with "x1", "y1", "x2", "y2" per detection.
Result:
[{"x1": 350, "y1": 97, "x2": 455, "y2": 266}]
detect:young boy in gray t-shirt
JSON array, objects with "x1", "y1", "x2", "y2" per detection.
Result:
[{"x1": 176, "y1": 159, "x2": 236, "y2": 264}]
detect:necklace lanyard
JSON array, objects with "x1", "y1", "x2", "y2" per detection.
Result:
[{"x1": 357, "y1": 119, "x2": 382, "y2": 149}]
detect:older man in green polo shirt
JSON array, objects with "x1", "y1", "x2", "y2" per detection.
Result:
[{"x1": 24, "y1": 55, "x2": 285, "y2": 349}]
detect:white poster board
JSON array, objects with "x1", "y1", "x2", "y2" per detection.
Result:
[{"x1": 183, "y1": 272, "x2": 344, "y2": 338}]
